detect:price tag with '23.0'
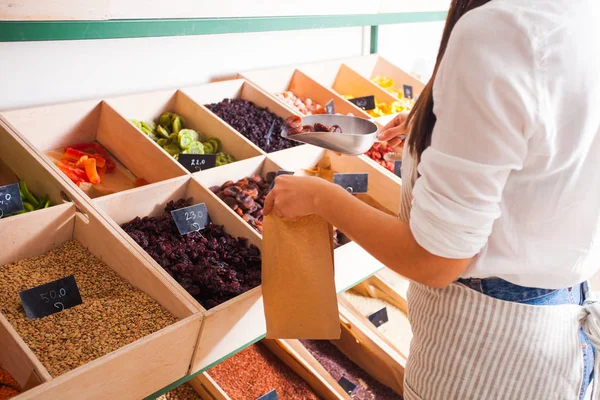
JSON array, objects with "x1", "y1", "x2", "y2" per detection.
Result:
[{"x1": 171, "y1": 202, "x2": 210, "y2": 236}]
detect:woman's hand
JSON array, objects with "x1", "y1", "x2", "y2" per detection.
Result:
[
  {"x1": 378, "y1": 112, "x2": 409, "y2": 148},
  {"x1": 264, "y1": 175, "x2": 335, "y2": 219}
]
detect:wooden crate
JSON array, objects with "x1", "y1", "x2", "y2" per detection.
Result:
[
  {"x1": 0, "y1": 203, "x2": 202, "y2": 400},
  {"x1": 345, "y1": 54, "x2": 426, "y2": 94},
  {"x1": 181, "y1": 79, "x2": 301, "y2": 153},
  {"x1": 192, "y1": 154, "x2": 279, "y2": 235},
  {"x1": 92, "y1": 175, "x2": 267, "y2": 374},
  {"x1": 0, "y1": 99, "x2": 187, "y2": 201},
  {"x1": 246, "y1": 59, "x2": 407, "y2": 182},
  {"x1": 105, "y1": 88, "x2": 263, "y2": 166},
  {"x1": 336, "y1": 295, "x2": 407, "y2": 395},
  {"x1": 239, "y1": 67, "x2": 370, "y2": 119},
  {"x1": 0, "y1": 119, "x2": 72, "y2": 220},
  {"x1": 263, "y1": 339, "x2": 351, "y2": 400},
  {"x1": 200, "y1": 341, "x2": 344, "y2": 400}
]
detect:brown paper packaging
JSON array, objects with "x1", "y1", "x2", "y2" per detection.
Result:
[{"x1": 263, "y1": 213, "x2": 340, "y2": 339}]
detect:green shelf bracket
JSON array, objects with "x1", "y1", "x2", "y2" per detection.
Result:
[
  {"x1": 370, "y1": 25, "x2": 379, "y2": 53},
  {"x1": 0, "y1": 12, "x2": 447, "y2": 42}
]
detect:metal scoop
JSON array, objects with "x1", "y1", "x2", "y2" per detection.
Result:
[{"x1": 281, "y1": 115, "x2": 378, "y2": 156}]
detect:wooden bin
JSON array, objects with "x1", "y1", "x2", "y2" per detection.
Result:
[
  {"x1": 181, "y1": 79, "x2": 301, "y2": 154},
  {"x1": 92, "y1": 175, "x2": 266, "y2": 374},
  {"x1": 105, "y1": 88, "x2": 263, "y2": 167},
  {"x1": 345, "y1": 54, "x2": 426, "y2": 97},
  {"x1": 199, "y1": 341, "x2": 343, "y2": 400},
  {"x1": 0, "y1": 99, "x2": 187, "y2": 202},
  {"x1": 193, "y1": 152, "x2": 388, "y2": 292},
  {"x1": 0, "y1": 119, "x2": 72, "y2": 221},
  {"x1": 0, "y1": 203, "x2": 202, "y2": 400},
  {"x1": 264, "y1": 317, "x2": 407, "y2": 399},
  {"x1": 239, "y1": 67, "x2": 370, "y2": 119},
  {"x1": 192, "y1": 154, "x2": 280, "y2": 236}
]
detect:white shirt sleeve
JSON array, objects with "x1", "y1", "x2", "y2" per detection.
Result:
[{"x1": 409, "y1": 8, "x2": 540, "y2": 259}]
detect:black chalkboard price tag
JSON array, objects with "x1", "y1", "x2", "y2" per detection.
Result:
[
  {"x1": 178, "y1": 154, "x2": 217, "y2": 173},
  {"x1": 325, "y1": 99, "x2": 336, "y2": 114},
  {"x1": 333, "y1": 173, "x2": 368, "y2": 194},
  {"x1": 171, "y1": 203, "x2": 210, "y2": 236},
  {"x1": 19, "y1": 275, "x2": 83, "y2": 319},
  {"x1": 269, "y1": 170, "x2": 295, "y2": 192},
  {"x1": 0, "y1": 183, "x2": 24, "y2": 219},
  {"x1": 348, "y1": 95, "x2": 376, "y2": 111},
  {"x1": 393, "y1": 160, "x2": 402, "y2": 178},
  {"x1": 338, "y1": 376, "x2": 358, "y2": 395},
  {"x1": 403, "y1": 84, "x2": 414, "y2": 99},
  {"x1": 256, "y1": 389, "x2": 279, "y2": 400},
  {"x1": 368, "y1": 307, "x2": 389, "y2": 328}
]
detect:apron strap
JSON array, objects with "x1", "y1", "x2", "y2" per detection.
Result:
[{"x1": 582, "y1": 297, "x2": 600, "y2": 400}]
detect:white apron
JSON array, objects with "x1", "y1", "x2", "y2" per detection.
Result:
[{"x1": 399, "y1": 149, "x2": 600, "y2": 400}]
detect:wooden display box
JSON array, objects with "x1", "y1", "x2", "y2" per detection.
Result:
[
  {"x1": 239, "y1": 67, "x2": 370, "y2": 119},
  {"x1": 0, "y1": 203, "x2": 202, "y2": 400},
  {"x1": 92, "y1": 175, "x2": 266, "y2": 374},
  {"x1": 181, "y1": 79, "x2": 301, "y2": 153},
  {"x1": 0, "y1": 120, "x2": 71, "y2": 221},
  {"x1": 0, "y1": 99, "x2": 187, "y2": 202},
  {"x1": 345, "y1": 54, "x2": 426, "y2": 96},
  {"x1": 200, "y1": 341, "x2": 344, "y2": 400},
  {"x1": 106, "y1": 88, "x2": 263, "y2": 167},
  {"x1": 193, "y1": 155, "x2": 280, "y2": 235}
]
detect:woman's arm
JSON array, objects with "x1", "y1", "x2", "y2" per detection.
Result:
[{"x1": 264, "y1": 175, "x2": 472, "y2": 288}]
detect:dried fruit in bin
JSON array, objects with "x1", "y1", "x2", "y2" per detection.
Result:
[
  {"x1": 205, "y1": 98, "x2": 298, "y2": 153},
  {"x1": 131, "y1": 112, "x2": 236, "y2": 167},
  {"x1": 209, "y1": 174, "x2": 272, "y2": 234},
  {"x1": 56, "y1": 142, "x2": 116, "y2": 186},
  {"x1": 371, "y1": 75, "x2": 416, "y2": 109},
  {"x1": 365, "y1": 142, "x2": 396, "y2": 173},
  {"x1": 343, "y1": 94, "x2": 407, "y2": 118},
  {"x1": 121, "y1": 199, "x2": 261, "y2": 310}
]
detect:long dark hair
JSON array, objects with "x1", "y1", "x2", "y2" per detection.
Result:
[{"x1": 405, "y1": 0, "x2": 493, "y2": 162}]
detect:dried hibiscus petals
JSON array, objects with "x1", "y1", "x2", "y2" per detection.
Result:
[{"x1": 121, "y1": 199, "x2": 262, "y2": 309}]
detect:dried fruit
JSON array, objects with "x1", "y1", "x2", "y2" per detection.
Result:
[
  {"x1": 131, "y1": 113, "x2": 235, "y2": 167},
  {"x1": 121, "y1": 199, "x2": 261, "y2": 309},
  {"x1": 205, "y1": 99, "x2": 298, "y2": 153},
  {"x1": 212, "y1": 175, "x2": 271, "y2": 235},
  {"x1": 284, "y1": 116, "x2": 344, "y2": 135}
]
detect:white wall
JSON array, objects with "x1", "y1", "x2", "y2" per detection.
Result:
[{"x1": 0, "y1": 22, "x2": 445, "y2": 111}]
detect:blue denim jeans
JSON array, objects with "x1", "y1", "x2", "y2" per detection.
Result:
[{"x1": 458, "y1": 278, "x2": 594, "y2": 399}]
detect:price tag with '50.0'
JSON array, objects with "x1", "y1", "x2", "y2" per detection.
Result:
[
  {"x1": 171, "y1": 203, "x2": 210, "y2": 236},
  {"x1": 19, "y1": 275, "x2": 83, "y2": 319}
]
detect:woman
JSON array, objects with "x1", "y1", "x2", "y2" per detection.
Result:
[{"x1": 264, "y1": 0, "x2": 600, "y2": 398}]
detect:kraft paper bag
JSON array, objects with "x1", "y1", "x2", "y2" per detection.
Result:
[{"x1": 263, "y1": 213, "x2": 340, "y2": 339}]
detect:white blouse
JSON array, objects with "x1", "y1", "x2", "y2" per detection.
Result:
[{"x1": 404, "y1": 0, "x2": 600, "y2": 289}]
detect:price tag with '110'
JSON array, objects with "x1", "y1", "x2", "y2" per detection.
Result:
[
  {"x1": 178, "y1": 154, "x2": 217, "y2": 173},
  {"x1": 171, "y1": 203, "x2": 210, "y2": 236},
  {"x1": 19, "y1": 275, "x2": 83, "y2": 319}
]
